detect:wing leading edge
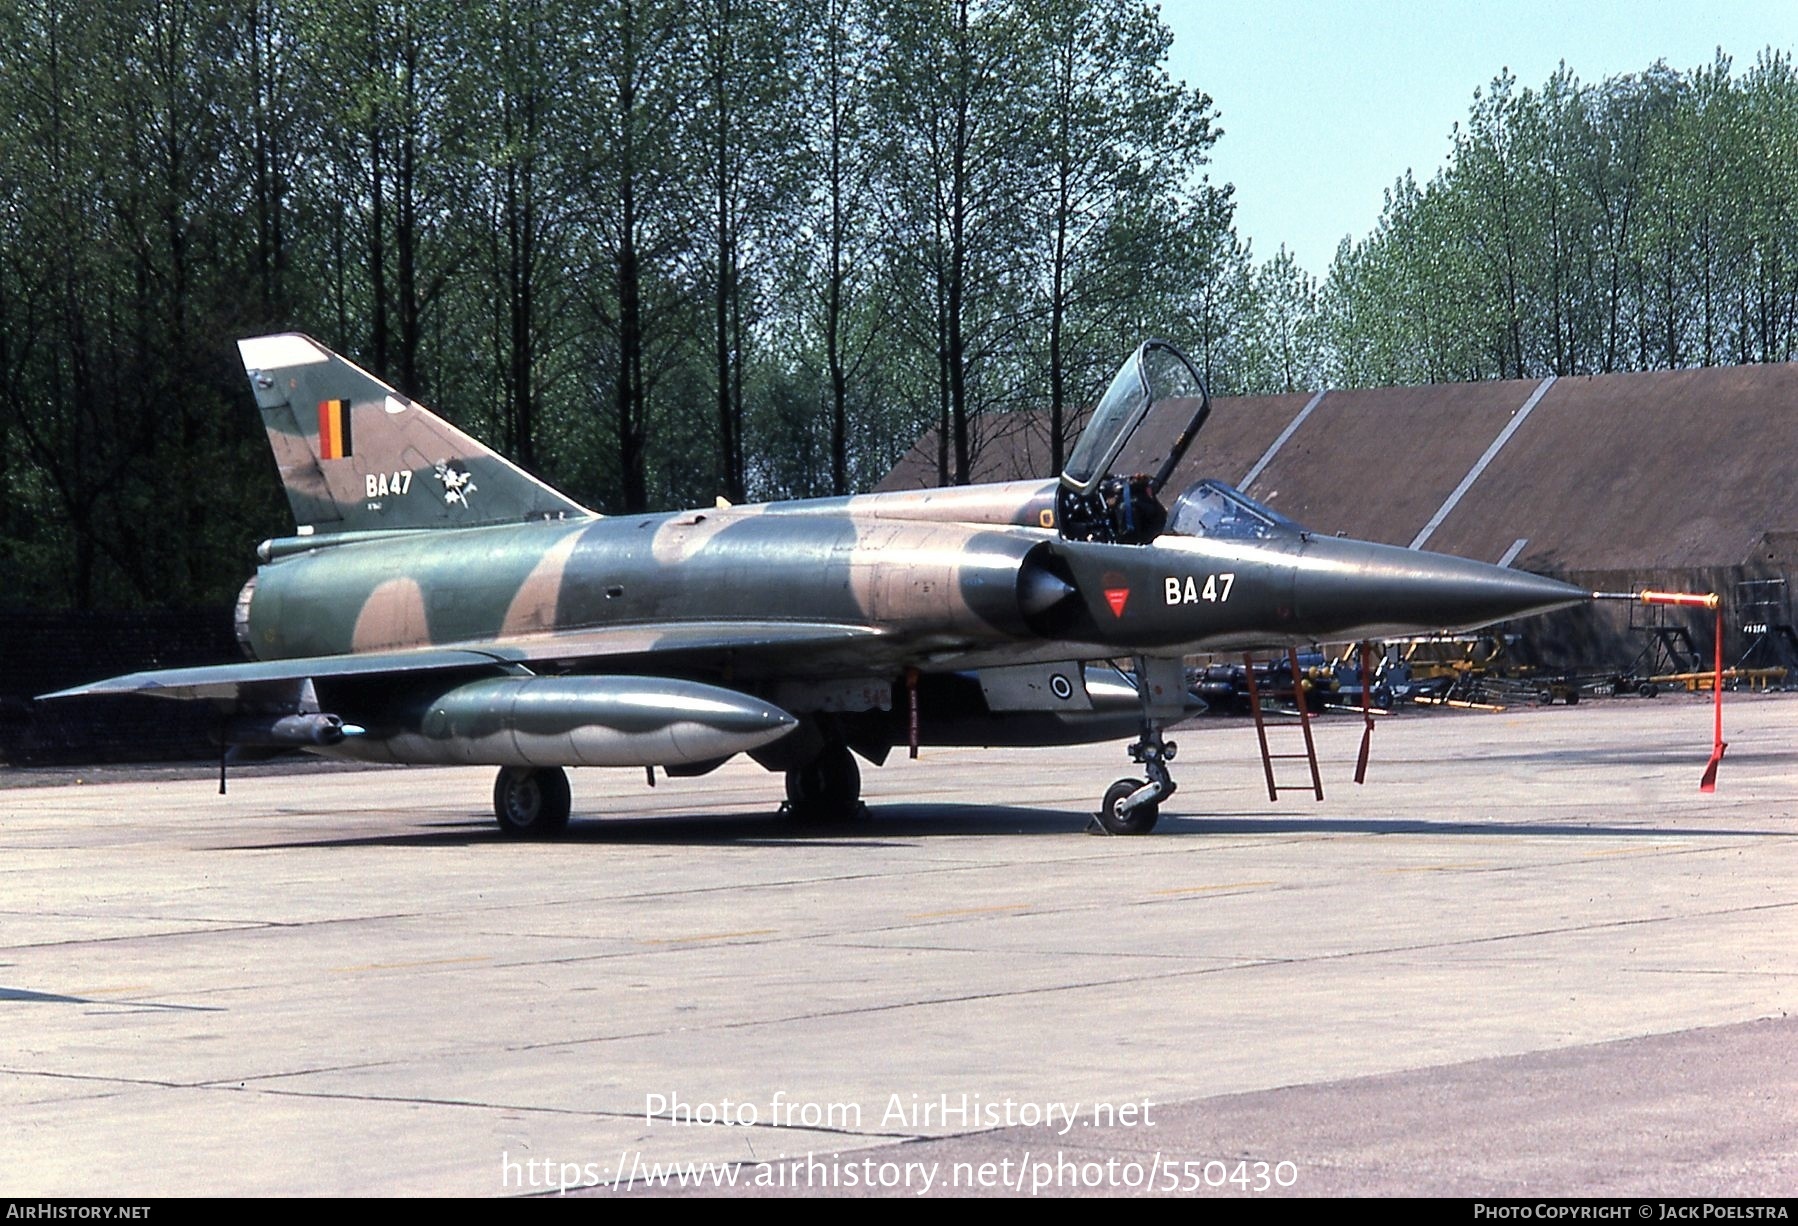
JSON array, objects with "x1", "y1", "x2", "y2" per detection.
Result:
[{"x1": 39, "y1": 621, "x2": 891, "y2": 703}]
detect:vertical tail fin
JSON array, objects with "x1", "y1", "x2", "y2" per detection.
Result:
[{"x1": 236, "y1": 333, "x2": 592, "y2": 534}]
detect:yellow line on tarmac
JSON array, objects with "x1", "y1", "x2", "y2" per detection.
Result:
[
  {"x1": 642, "y1": 929, "x2": 779, "y2": 945},
  {"x1": 1150, "y1": 881, "x2": 1278, "y2": 896},
  {"x1": 1383, "y1": 863, "x2": 1488, "y2": 873},
  {"x1": 906, "y1": 903, "x2": 1032, "y2": 919}
]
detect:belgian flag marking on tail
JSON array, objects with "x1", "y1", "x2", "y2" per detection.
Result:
[{"x1": 318, "y1": 398, "x2": 353, "y2": 460}]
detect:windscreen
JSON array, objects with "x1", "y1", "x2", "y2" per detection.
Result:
[{"x1": 1165, "y1": 479, "x2": 1300, "y2": 541}]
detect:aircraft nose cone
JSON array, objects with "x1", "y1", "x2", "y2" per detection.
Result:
[{"x1": 1292, "y1": 537, "x2": 1589, "y2": 641}]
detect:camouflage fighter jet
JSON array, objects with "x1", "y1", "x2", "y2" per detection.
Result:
[{"x1": 44, "y1": 335, "x2": 1589, "y2": 836}]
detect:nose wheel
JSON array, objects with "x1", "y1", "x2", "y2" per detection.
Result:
[
  {"x1": 1099, "y1": 777, "x2": 1159, "y2": 835},
  {"x1": 1093, "y1": 681, "x2": 1178, "y2": 835}
]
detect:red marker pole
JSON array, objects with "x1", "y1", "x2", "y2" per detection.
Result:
[
  {"x1": 1700, "y1": 606, "x2": 1727, "y2": 792},
  {"x1": 1634, "y1": 591, "x2": 1725, "y2": 790}
]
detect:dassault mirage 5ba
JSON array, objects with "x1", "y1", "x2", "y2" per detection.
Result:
[{"x1": 46, "y1": 335, "x2": 1589, "y2": 835}]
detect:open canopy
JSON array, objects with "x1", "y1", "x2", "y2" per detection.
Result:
[
  {"x1": 1056, "y1": 340, "x2": 1216, "y2": 545},
  {"x1": 1059, "y1": 339, "x2": 1209, "y2": 497}
]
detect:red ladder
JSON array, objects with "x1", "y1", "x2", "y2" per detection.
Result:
[{"x1": 1242, "y1": 649, "x2": 1324, "y2": 801}]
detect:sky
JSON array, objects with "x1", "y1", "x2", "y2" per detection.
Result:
[{"x1": 1162, "y1": 0, "x2": 1798, "y2": 278}]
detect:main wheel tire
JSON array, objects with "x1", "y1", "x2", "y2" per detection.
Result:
[
  {"x1": 493, "y1": 766, "x2": 572, "y2": 838},
  {"x1": 1098, "y1": 777, "x2": 1159, "y2": 835},
  {"x1": 784, "y1": 743, "x2": 862, "y2": 824}
]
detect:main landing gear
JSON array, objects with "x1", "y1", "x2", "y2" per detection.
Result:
[
  {"x1": 493, "y1": 766, "x2": 572, "y2": 838},
  {"x1": 783, "y1": 742, "x2": 863, "y2": 825}
]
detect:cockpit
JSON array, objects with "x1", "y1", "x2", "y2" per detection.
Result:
[
  {"x1": 1165, "y1": 479, "x2": 1299, "y2": 541},
  {"x1": 1056, "y1": 340, "x2": 1304, "y2": 546}
]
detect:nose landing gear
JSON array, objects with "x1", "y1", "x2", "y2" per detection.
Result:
[
  {"x1": 1096, "y1": 726, "x2": 1176, "y2": 835},
  {"x1": 1094, "y1": 655, "x2": 1182, "y2": 835}
]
